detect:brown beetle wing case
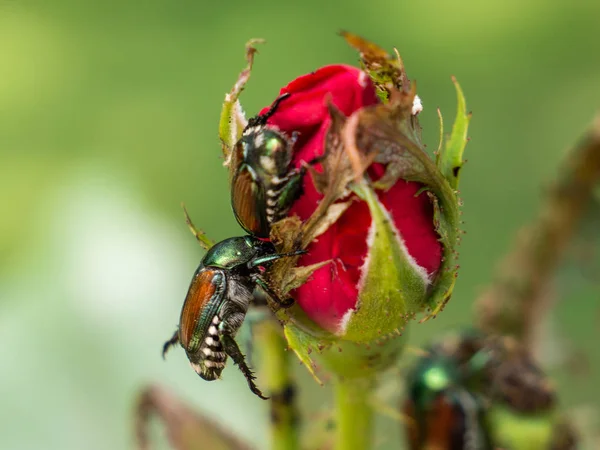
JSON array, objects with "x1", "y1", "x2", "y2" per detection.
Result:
[
  {"x1": 231, "y1": 168, "x2": 268, "y2": 237},
  {"x1": 179, "y1": 268, "x2": 225, "y2": 352}
]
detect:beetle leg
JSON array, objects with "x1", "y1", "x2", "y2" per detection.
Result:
[
  {"x1": 242, "y1": 307, "x2": 271, "y2": 369},
  {"x1": 162, "y1": 329, "x2": 179, "y2": 359},
  {"x1": 275, "y1": 154, "x2": 324, "y2": 217},
  {"x1": 275, "y1": 170, "x2": 305, "y2": 214},
  {"x1": 253, "y1": 274, "x2": 295, "y2": 308},
  {"x1": 219, "y1": 332, "x2": 268, "y2": 400}
]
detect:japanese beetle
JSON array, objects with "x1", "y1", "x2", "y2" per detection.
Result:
[
  {"x1": 163, "y1": 234, "x2": 303, "y2": 400},
  {"x1": 426, "y1": 330, "x2": 556, "y2": 412},
  {"x1": 403, "y1": 355, "x2": 493, "y2": 450},
  {"x1": 230, "y1": 93, "x2": 308, "y2": 238},
  {"x1": 404, "y1": 330, "x2": 562, "y2": 450}
]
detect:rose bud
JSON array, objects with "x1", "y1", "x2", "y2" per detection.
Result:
[{"x1": 219, "y1": 35, "x2": 470, "y2": 374}]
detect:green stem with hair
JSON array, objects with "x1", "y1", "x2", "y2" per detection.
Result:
[
  {"x1": 321, "y1": 339, "x2": 403, "y2": 450},
  {"x1": 333, "y1": 376, "x2": 375, "y2": 450}
]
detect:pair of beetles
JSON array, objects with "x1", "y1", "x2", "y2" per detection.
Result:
[{"x1": 162, "y1": 94, "x2": 306, "y2": 399}]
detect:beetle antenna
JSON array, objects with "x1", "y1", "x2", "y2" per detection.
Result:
[
  {"x1": 246, "y1": 92, "x2": 291, "y2": 129},
  {"x1": 181, "y1": 203, "x2": 214, "y2": 250},
  {"x1": 248, "y1": 249, "x2": 307, "y2": 268}
]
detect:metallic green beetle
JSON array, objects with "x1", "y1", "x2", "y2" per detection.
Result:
[
  {"x1": 403, "y1": 354, "x2": 493, "y2": 450},
  {"x1": 230, "y1": 93, "x2": 309, "y2": 238},
  {"x1": 404, "y1": 329, "x2": 562, "y2": 449},
  {"x1": 162, "y1": 235, "x2": 302, "y2": 399}
]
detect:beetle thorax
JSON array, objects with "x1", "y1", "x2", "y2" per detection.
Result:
[{"x1": 244, "y1": 127, "x2": 293, "y2": 176}]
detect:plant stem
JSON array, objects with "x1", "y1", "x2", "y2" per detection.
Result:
[
  {"x1": 475, "y1": 116, "x2": 600, "y2": 347},
  {"x1": 255, "y1": 318, "x2": 299, "y2": 450},
  {"x1": 317, "y1": 335, "x2": 402, "y2": 450},
  {"x1": 333, "y1": 377, "x2": 375, "y2": 450}
]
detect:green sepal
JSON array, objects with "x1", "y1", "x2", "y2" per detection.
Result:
[
  {"x1": 422, "y1": 190, "x2": 460, "y2": 321},
  {"x1": 341, "y1": 182, "x2": 427, "y2": 341},
  {"x1": 283, "y1": 322, "x2": 325, "y2": 385},
  {"x1": 422, "y1": 79, "x2": 470, "y2": 319},
  {"x1": 437, "y1": 77, "x2": 471, "y2": 190}
]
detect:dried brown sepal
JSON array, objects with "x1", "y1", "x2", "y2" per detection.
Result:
[
  {"x1": 341, "y1": 110, "x2": 378, "y2": 184},
  {"x1": 271, "y1": 101, "x2": 352, "y2": 251},
  {"x1": 286, "y1": 260, "x2": 332, "y2": 292},
  {"x1": 267, "y1": 217, "x2": 304, "y2": 300},
  {"x1": 304, "y1": 100, "x2": 353, "y2": 196},
  {"x1": 309, "y1": 200, "x2": 354, "y2": 239},
  {"x1": 346, "y1": 86, "x2": 426, "y2": 188},
  {"x1": 341, "y1": 31, "x2": 425, "y2": 182},
  {"x1": 298, "y1": 101, "x2": 370, "y2": 246},
  {"x1": 135, "y1": 385, "x2": 253, "y2": 450},
  {"x1": 268, "y1": 101, "x2": 371, "y2": 304},
  {"x1": 340, "y1": 31, "x2": 410, "y2": 101}
]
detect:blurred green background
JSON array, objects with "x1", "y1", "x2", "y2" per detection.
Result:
[{"x1": 1, "y1": 1, "x2": 599, "y2": 449}]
